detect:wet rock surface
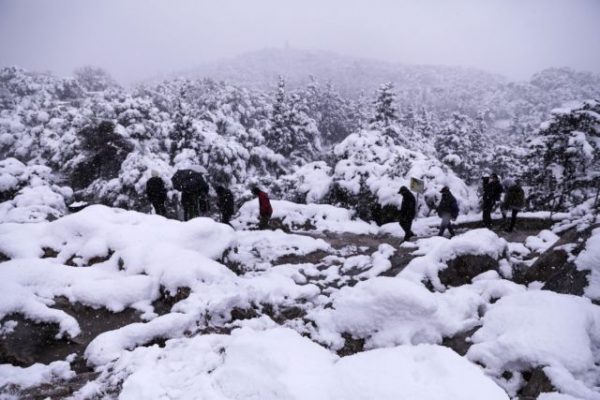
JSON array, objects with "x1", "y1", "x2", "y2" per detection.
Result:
[
  {"x1": 337, "y1": 333, "x2": 366, "y2": 357},
  {"x1": 441, "y1": 326, "x2": 479, "y2": 356},
  {"x1": 0, "y1": 298, "x2": 142, "y2": 370},
  {"x1": 516, "y1": 225, "x2": 596, "y2": 296},
  {"x1": 517, "y1": 367, "x2": 556, "y2": 400},
  {"x1": 439, "y1": 255, "x2": 500, "y2": 287},
  {"x1": 0, "y1": 315, "x2": 69, "y2": 368}
]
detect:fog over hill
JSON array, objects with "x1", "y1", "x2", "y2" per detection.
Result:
[
  {"x1": 179, "y1": 48, "x2": 507, "y2": 94},
  {"x1": 2, "y1": 2, "x2": 600, "y2": 399}
]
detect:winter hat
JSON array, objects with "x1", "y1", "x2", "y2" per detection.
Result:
[{"x1": 440, "y1": 186, "x2": 450, "y2": 193}]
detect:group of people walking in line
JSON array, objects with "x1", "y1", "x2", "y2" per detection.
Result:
[
  {"x1": 145, "y1": 169, "x2": 272, "y2": 229},
  {"x1": 397, "y1": 174, "x2": 525, "y2": 240},
  {"x1": 145, "y1": 168, "x2": 524, "y2": 237}
]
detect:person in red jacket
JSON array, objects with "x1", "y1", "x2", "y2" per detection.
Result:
[{"x1": 251, "y1": 186, "x2": 272, "y2": 230}]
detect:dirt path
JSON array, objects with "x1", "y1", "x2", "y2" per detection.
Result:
[{"x1": 291, "y1": 216, "x2": 554, "y2": 280}]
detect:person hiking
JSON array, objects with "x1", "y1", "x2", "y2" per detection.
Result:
[
  {"x1": 398, "y1": 186, "x2": 417, "y2": 240},
  {"x1": 251, "y1": 186, "x2": 272, "y2": 230},
  {"x1": 215, "y1": 185, "x2": 235, "y2": 225},
  {"x1": 502, "y1": 179, "x2": 525, "y2": 232},
  {"x1": 145, "y1": 170, "x2": 167, "y2": 217},
  {"x1": 481, "y1": 173, "x2": 503, "y2": 228},
  {"x1": 171, "y1": 168, "x2": 208, "y2": 221},
  {"x1": 437, "y1": 186, "x2": 459, "y2": 237},
  {"x1": 197, "y1": 174, "x2": 210, "y2": 215}
]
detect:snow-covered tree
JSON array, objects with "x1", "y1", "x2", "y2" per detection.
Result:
[
  {"x1": 369, "y1": 82, "x2": 398, "y2": 131},
  {"x1": 434, "y1": 113, "x2": 487, "y2": 183},
  {"x1": 524, "y1": 100, "x2": 600, "y2": 210},
  {"x1": 264, "y1": 77, "x2": 319, "y2": 162},
  {"x1": 74, "y1": 66, "x2": 118, "y2": 92}
]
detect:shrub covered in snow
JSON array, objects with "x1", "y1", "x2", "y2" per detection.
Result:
[
  {"x1": 0, "y1": 158, "x2": 72, "y2": 223},
  {"x1": 325, "y1": 129, "x2": 474, "y2": 222}
]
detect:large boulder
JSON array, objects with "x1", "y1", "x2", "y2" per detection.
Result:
[
  {"x1": 515, "y1": 226, "x2": 594, "y2": 297},
  {"x1": 438, "y1": 254, "x2": 499, "y2": 288}
]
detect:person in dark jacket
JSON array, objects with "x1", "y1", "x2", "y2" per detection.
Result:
[
  {"x1": 398, "y1": 186, "x2": 417, "y2": 240},
  {"x1": 172, "y1": 168, "x2": 209, "y2": 221},
  {"x1": 502, "y1": 179, "x2": 525, "y2": 232},
  {"x1": 197, "y1": 174, "x2": 210, "y2": 215},
  {"x1": 180, "y1": 190, "x2": 199, "y2": 221},
  {"x1": 251, "y1": 186, "x2": 273, "y2": 230},
  {"x1": 216, "y1": 185, "x2": 235, "y2": 225},
  {"x1": 145, "y1": 171, "x2": 167, "y2": 216},
  {"x1": 437, "y1": 186, "x2": 459, "y2": 237},
  {"x1": 481, "y1": 173, "x2": 503, "y2": 228}
]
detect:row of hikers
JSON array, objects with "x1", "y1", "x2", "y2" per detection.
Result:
[
  {"x1": 145, "y1": 170, "x2": 273, "y2": 229},
  {"x1": 145, "y1": 169, "x2": 525, "y2": 237},
  {"x1": 398, "y1": 174, "x2": 525, "y2": 240}
]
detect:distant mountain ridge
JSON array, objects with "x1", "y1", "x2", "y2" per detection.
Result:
[{"x1": 178, "y1": 48, "x2": 507, "y2": 95}]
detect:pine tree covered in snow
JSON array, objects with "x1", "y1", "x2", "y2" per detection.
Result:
[
  {"x1": 264, "y1": 77, "x2": 293, "y2": 156},
  {"x1": 524, "y1": 100, "x2": 600, "y2": 210},
  {"x1": 264, "y1": 77, "x2": 320, "y2": 163},
  {"x1": 369, "y1": 82, "x2": 398, "y2": 134},
  {"x1": 303, "y1": 80, "x2": 358, "y2": 146},
  {"x1": 434, "y1": 112, "x2": 487, "y2": 183}
]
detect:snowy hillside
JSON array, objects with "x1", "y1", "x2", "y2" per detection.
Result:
[{"x1": 1, "y1": 54, "x2": 600, "y2": 399}]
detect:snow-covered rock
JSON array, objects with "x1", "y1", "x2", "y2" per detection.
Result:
[
  {"x1": 467, "y1": 290, "x2": 600, "y2": 398},
  {"x1": 78, "y1": 327, "x2": 509, "y2": 400}
]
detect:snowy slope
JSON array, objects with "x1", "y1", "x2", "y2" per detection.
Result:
[{"x1": 1, "y1": 203, "x2": 599, "y2": 399}]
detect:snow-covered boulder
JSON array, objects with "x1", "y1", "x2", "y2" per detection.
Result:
[
  {"x1": 467, "y1": 290, "x2": 600, "y2": 399},
  {"x1": 399, "y1": 229, "x2": 509, "y2": 290},
  {"x1": 80, "y1": 327, "x2": 509, "y2": 400}
]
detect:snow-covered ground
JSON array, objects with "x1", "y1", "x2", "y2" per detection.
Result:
[{"x1": 1, "y1": 200, "x2": 599, "y2": 399}]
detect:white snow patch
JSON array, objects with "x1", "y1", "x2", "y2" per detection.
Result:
[
  {"x1": 81, "y1": 327, "x2": 508, "y2": 400},
  {"x1": 575, "y1": 227, "x2": 600, "y2": 301}
]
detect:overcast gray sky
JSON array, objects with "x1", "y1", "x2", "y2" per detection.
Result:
[{"x1": 1, "y1": 0, "x2": 599, "y2": 83}]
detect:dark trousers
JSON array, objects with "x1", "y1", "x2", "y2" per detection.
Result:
[
  {"x1": 482, "y1": 200, "x2": 496, "y2": 228},
  {"x1": 439, "y1": 213, "x2": 455, "y2": 237},
  {"x1": 181, "y1": 193, "x2": 199, "y2": 221},
  {"x1": 151, "y1": 201, "x2": 167, "y2": 217},
  {"x1": 508, "y1": 209, "x2": 519, "y2": 232},
  {"x1": 258, "y1": 214, "x2": 271, "y2": 230},
  {"x1": 399, "y1": 218, "x2": 414, "y2": 240},
  {"x1": 221, "y1": 212, "x2": 233, "y2": 225}
]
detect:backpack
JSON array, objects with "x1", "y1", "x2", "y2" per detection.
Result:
[{"x1": 450, "y1": 198, "x2": 459, "y2": 220}]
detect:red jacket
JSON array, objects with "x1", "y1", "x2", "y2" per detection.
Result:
[{"x1": 258, "y1": 191, "x2": 272, "y2": 216}]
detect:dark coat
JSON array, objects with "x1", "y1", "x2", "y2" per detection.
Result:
[
  {"x1": 146, "y1": 177, "x2": 167, "y2": 203},
  {"x1": 483, "y1": 179, "x2": 503, "y2": 207},
  {"x1": 216, "y1": 187, "x2": 234, "y2": 216},
  {"x1": 171, "y1": 170, "x2": 209, "y2": 196},
  {"x1": 438, "y1": 192, "x2": 459, "y2": 219},
  {"x1": 504, "y1": 184, "x2": 525, "y2": 210},
  {"x1": 399, "y1": 190, "x2": 416, "y2": 221}
]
